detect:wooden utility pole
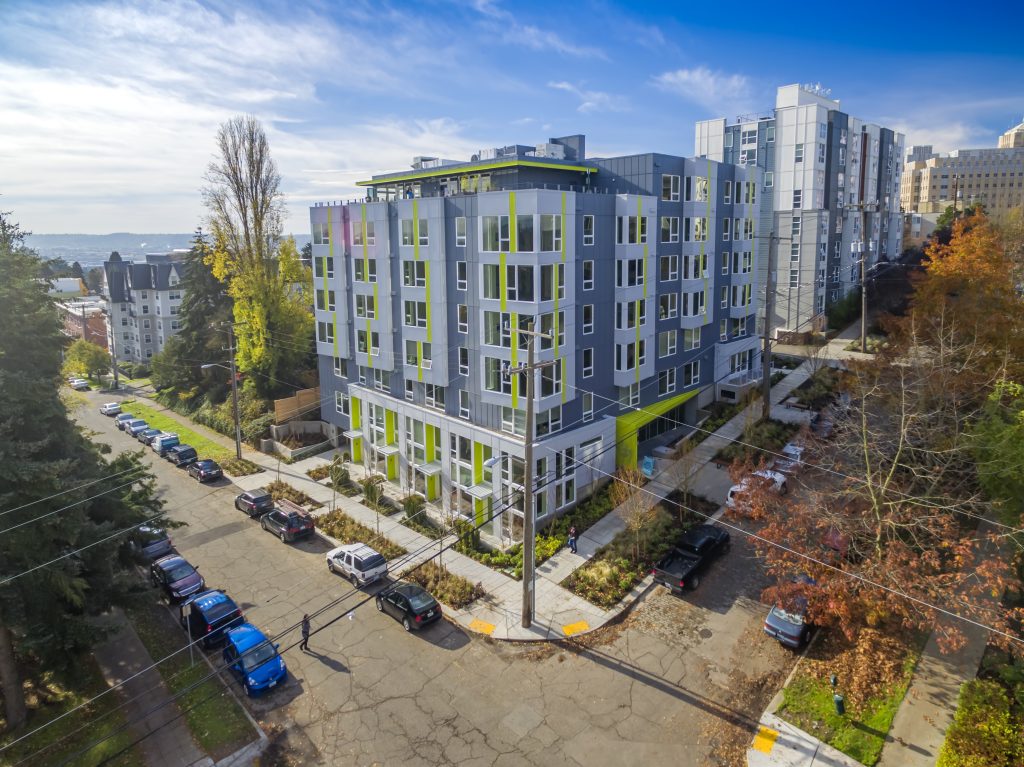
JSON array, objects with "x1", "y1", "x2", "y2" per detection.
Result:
[{"x1": 860, "y1": 206, "x2": 869, "y2": 354}]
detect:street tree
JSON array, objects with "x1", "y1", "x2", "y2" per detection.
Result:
[
  {"x1": 62, "y1": 338, "x2": 109, "y2": 381},
  {"x1": 202, "y1": 116, "x2": 313, "y2": 397},
  {"x1": 610, "y1": 467, "x2": 658, "y2": 562},
  {"x1": 0, "y1": 211, "x2": 164, "y2": 730}
]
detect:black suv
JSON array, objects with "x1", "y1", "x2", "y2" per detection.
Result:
[
  {"x1": 260, "y1": 508, "x2": 314, "y2": 543},
  {"x1": 166, "y1": 445, "x2": 198, "y2": 467},
  {"x1": 235, "y1": 489, "x2": 274, "y2": 518}
]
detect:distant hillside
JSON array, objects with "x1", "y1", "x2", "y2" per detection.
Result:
[{"x1": 25, "y1": 233, "x2": 311, "y2": 266}]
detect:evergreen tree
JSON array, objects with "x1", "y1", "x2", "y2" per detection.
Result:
[{"x1": 0, "y1": 211, "x2": 163, "y2": 730}]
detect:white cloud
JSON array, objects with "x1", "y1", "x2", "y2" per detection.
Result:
[
  {"x1": 470, "y1": 0, "x2": 605, "y2": 59},
  {"x1": 652, "y1": 66, "x2": 753, "y2": 116},
  {"x1": 548, "y1": 81, "x2": 629, "y2": 114}
]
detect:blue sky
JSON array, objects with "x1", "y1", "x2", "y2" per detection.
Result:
[{"x1": 1, "y1": 0, "x2": 1021, "y2": 234}]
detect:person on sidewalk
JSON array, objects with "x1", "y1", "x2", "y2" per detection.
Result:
[
  {"x1": 300, "y1": 614, "x2": 311, "y2": 651},
  {"x1": 568, "y1": 526, "x2": 578, "y2": 554}
]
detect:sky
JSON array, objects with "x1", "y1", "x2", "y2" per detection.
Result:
[{"x1": 1, "y1": 0, "x2": 1022, "y2": 235}]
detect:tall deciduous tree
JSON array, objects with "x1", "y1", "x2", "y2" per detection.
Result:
[
  {"x1": 0, "y1": 211, "x2": 163, "y2": 730},
  {"x1": 202, "y1": 116, "x2": 313, "y2": 397},
  {"x1": 62, "y1": 338, "x2": 109, "y2": 381}
]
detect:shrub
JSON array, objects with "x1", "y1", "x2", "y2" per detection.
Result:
[
  {"x1": 241, "y1": 413, "x2": 274, "y2": 446},
  {"x1": 795, "y1": 367, "x2": 841, "y2": 409},
  {"x1": 265, "y1": 480, "x2": 322, "y2": 509},
  {"x1": 306, "y1": 465, "x2": 331, "y2": 481},
  {"x1": 717, "y1": 419, "x2": 799, "y2": 463},
  {"x1": 316, "y1": 510, "x2": 406, "y2": 560},
  {"x1": 938, "y1": 679, "x2": 1023, "y2": 767},
  {"x1": 403, "y1": 562, "x2": 485, "y2": 609},
  {"x1": 827, "y1": 288, "x2": 861, "y2": 330},
  {"x1": 222, "y1": 457, "x2": 263, "y2": 477}
]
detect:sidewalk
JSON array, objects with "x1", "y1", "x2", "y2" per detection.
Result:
[{"x1": 92, "y1": 609, "x2": 211, "y2": 767}]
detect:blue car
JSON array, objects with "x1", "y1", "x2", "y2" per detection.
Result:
[{"x1": 222, "y1": 623, "x2": 287, "y2": 696}]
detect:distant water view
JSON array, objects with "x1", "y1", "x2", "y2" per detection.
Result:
[{"x1": 26, "y1": 232, "x2": 310, "y2": 266}]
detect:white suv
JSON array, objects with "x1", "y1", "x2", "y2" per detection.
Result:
[
  {"x1": 326, "y1": 543, "x2": 388, "y2": 587},
  {"x1": 726, "y1": 469, "x2": 788, "y2": 511}
]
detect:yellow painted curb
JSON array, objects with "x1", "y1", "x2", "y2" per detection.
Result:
[
  {"x1": 562, "y1": 621, "x2": 589, "y2": 637},
  {"x1": 752, "y1": 726, "x2": 779, "y2": 753},
  {"x1": 468, "y1": 618, "x2": 496, "y2": 636}
]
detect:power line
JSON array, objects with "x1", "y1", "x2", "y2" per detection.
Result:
[
  {"x1": 0, "y1": 466, "x2": 143, "y2": 518},
  {"x1": 0, "y1": 475, "x2": 149, "y2": 536}
]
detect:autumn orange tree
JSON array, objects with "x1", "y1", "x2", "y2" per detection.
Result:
[{"x1": 758, "y1": 211, "x2": 1024, "y2": 654}]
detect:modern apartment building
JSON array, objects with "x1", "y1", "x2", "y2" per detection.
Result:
[
  {"x1": 310, "y1": 135, "x2": 762, "y2": 543},
  {"x1": 900, "y1": 122, "x2": 1024, "y2": 218},
  {"x1": 101, "y1": 251, "x2": 186, "y2": 364},
  {"x1": 696, "y1": 84, "x2": 905, "y2": 337}
]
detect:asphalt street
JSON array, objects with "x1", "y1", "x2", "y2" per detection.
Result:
[{"x1": 75, "y1": 394, "x2": 799, "y2": 767}]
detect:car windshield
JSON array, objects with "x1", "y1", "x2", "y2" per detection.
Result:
[
  {"x1": 203, "y1": 602, "x2": 239, "y2": 625},
  {"x1": 251, "y1": 494, "x2": 271, "y2": 504},
  {"x1": 406, "y1": 590, "x2": 436, "y2": 611},
  {"x1": 197, "y1": 461, "x2": 216, "y2": 469},
  {"x1": 356, "y1": 554, "x2": 386, "y2": 570},
  {"x1": 166, "y1": 563, "x2": 196, "y2": 581},
  {"x1": 770, "y1": 606, "x2": 804, "y2": 626},
  {"x1": 240, "y1": 641, "x2": 278, "y2": 671}
]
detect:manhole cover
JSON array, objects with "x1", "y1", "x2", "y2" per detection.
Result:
[{"x1": 699, "y1": 628, "x2": 713, "y2": 639}]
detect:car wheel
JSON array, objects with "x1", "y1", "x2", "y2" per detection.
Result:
[
  {"x1": 261, "y1": 518, "x2": 267, "y2": 531},
  {"x1": 688, "y1": 575, "x2": 701, "y2": 590},
  {"x1": 280, "y1": 531, "x2": 287, "y2": 543},
  {"x1": 375, "y1": 597, "x2": 384, "y2": 611},
  {"x1": 350, "y1": 574, "x2": 360, "y2": 588},
  {"x1": 245, "y1": 682, "x2": 255, "y2": 698},
  {"x1": 328, "y1": 560, "x2": 335, "y2": 574},
  {"x1": 402, "y1": 617, "x2": 413, "y2": 632}
]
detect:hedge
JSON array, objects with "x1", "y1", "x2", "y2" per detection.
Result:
[{"x1": 938, "y1": 679, "x2": 1023, "y2": 767}]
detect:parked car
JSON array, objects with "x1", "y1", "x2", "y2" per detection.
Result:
[
  {"x1": 726, "y1": 469, "x2": 788, "y2": 512},
  {"x1": 127, "y1": 525, "x2": 173, "y2": 561},
  {"x1": 178, "y1": 590, "x2": 245, "y2": 648},
  {"x1": 150, "y1": 554, "x2": 205, "y2": 602},
  {"x1": 151, "y1": 433, "x2": 180, "y2": 456},
  {"x1": 772, "y1": 442, "x2": 805, "y2": 475},
  {"x1": 125, "y1": 419, "x2": 149, "y2": 437},
  {"x1": 68, "y1": 378, "x2": 90, "y2": 391},
  {"x1": 764, "y1": 577, "x2": 816, "y2": 649},
  {"x1": 136, "y1": 428, "x2": 163, "y2": 445},
  {"x1": 166, "y1": 445, "x2": 198, "y2": 467},
  {"x1": 114, "y1": 413, "x2": 135, "y2": 430},
  {"x1": 187, "y1": 459, "x2": 223, "y2": 483},
  {"x1": 651, "y1": 524, "x2": 731, "y2": 593},
  {"x1": 99, "y1": 402, "x2": 121, "y2": 416},
  {"x1": 260, "y1": 502, "x2": 314, "y2": 543},
  {"x1": 326, "y1": 543, "x2": 388, "y2": 587},
  {"x1": 235, "y1": 489, "x2": 275, "y2": 518},
  {"x1": 222, "y1": 623, "x2": 288, "y2": 696},
  {"x1": 375, "y1": 583, "x2": 442, "y2": 632}
]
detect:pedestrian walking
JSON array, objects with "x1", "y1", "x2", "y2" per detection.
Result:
[
  {"x1": 568, "y1": 526, "x2": 578, "y2": 554},
  {"x1": 300, "y1": 614, "x2": 310, "y2": 651}
]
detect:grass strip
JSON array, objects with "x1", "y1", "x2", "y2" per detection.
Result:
[{"x1": 119, "y1": 400, "x2": 233, "y2": 464}]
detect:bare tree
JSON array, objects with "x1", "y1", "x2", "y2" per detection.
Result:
[{"x1": 611, "y1": 467, "x2": 658, "y2": 562}]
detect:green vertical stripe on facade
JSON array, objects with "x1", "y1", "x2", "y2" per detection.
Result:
[
  {"x1": 509, "y1": 192, "x2": 517, "y2": 253},
  {"x1": 365, "y1": 318, "x2": 373, "y2": 369},
  {"x1": 350, "y1": 395, "x2": 362, "y2": 463},
  {"x1": 473, "y1": 441, "x2": 484, "y2": 485},
  {"x1": 499, "y1": 252, "x2": 507, "y2": 312},
  {"x1": 416, "y1": 340, "x2": 423, "y2": 382},
  {"x1": 385, "y1": 408, "x2": 397, "y2": 444},
  {"x1": 510, "y1": 311, "x2": 519, "y2": 409}
]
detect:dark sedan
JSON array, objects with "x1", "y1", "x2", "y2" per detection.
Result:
[
  {"x1": 375, "y1": 583, "x2": 442, "y2": 632},
  {"x1": 187, "y1": 459, "x2": 223, "y2": 483},
  {"x1": 235, "y1": 489, "x2": 275, "y2": 518},
  {"x1": 260, "y1": 507, "x2": 314, "y2": 543},
  {"x1": 150, "y1": 554, "x2": 205, "y2": 602}
]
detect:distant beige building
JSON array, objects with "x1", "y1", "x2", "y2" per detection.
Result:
[{"x1": 901, "y1": 122, "x2": 1024, "y2": 217}]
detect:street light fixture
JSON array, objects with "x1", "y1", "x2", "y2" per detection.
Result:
[{"x1": 201, "y1": 362, "x2": 242, "y2": 460}]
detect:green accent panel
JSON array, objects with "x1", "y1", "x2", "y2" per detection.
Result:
[
  {"x1": 356, "y1": 159, "x2": 599, "y2": 186},
  {"x1": 352, "y1": 438, "x2": 362, "y2": 463},
  {"x1": 615, "y1": 388, "x2": 699, "y2": 469},
  {"x1": 635, "y1": 301, "x2": 642, "y2": 385},
  {"x1": 385, "y1": 408, "x2": 397, "y2": 445},
  {"x1": 387, "y1": 454, "x2": 397, "y2": 480},
  {"x1": 474, "y1": 497, "x2": 486, "y2": 527},
  {"x1": 365, "y1": 318, "x2": 373, "y2": 369},
  {"x1": 416, "y1": 340, "x2": 423, "y2": 382},
  {"x1": 511, "y1": 311, "x2": 519, "y2": 409},
  {"x1": 427, "y1": 474, "x2": 438, "y2": 500},
  {"x1": 424, "y1": 261, "x2": 432, "y2": 340},
  {"x1": 472, "y1": 441, "x2": 485, "y2": 485},
  {"x1": 499, "y1": 252, "x2": 507, "y2": 312},
  {"x1": 425, "y1": 423, "x2": 436, "y2": 463},
  {"x1": 509, "y1": 191, "x2": 517, "y2": 253},
  {"x1": 351, "y1": 396, "x2": 362, "y2": 428}
]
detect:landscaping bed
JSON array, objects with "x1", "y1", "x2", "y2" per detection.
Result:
[
  {"x1": 119, "y1": 399, "x2": 233, "y2": 463},
  {"x1": 776, "y1": 627, "x2": 922, "y2": 766},
  {"x1": 562, "y1": 490, "x2": 712, "y2": 608},
  {"x1": 0, "y1": 656, "x2": 144, "y2": 766},
  {"x1": 401, "y1": 561, "x2": 485, "y2": 609},
  {"x1": 793, "y1": 367, "x2": 842, "y2": 410},
  {"x1": 844, "y1": 335, "x2": 889, "y2": 354},
  {"x1": 306, "y1": 465, "x2": 331, "y2": 481},
  {"x1": 221, "y1": 457, "x2": 263, "y2": 477},
  {"x1": 692, "y1": 399, "x2": 752, "y2": 445},
  {"x1": 126, "y1": 600, "x2": 254, "y2": 761},
  {"x1": 715, "y1": 419, "x2": 800, "y2": 465},
  {"x1": 316, "y1": 509, "x2": 407, "y2": 560},
  {"x1": 265, "y1": 479, "x2": 323, "y2": 509}
]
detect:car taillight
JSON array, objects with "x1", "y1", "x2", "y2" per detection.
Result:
[
  {"x1": 415, "y1": 614, "x2": 422, "y2": 622},
  {"x1": 679, "y1": 579, "x2": 685, "y2": 588},
  {"x1": 206, "y1": 624, "x2": 213, "y2": 633}
]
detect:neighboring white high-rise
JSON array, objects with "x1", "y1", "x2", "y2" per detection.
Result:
[{"x1": 696, "y1": 84, "x2": 905, "y2": 337}]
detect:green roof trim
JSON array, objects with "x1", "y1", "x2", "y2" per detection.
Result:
[
  {"x1": 615, "y1": 388, "x2": 700, "y2": 469},
  {"x1": 357, "y1": 159, "x2": 599, "y2": 187}
]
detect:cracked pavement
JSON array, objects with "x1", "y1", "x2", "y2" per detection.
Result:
[{"x1": 78, "y1": 398, "x2": 798, "y2": 766}]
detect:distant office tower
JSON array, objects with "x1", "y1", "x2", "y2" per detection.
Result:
[
  {"x1": 901, "y1": 121, "x2": 1024, "y2": 218},
  {"x1": 696, "y1": 84, "x2": 904, "y2": 337},
  {"x1": 102, "y1": 251, "x2": 186, "y2": 364},
  {"x1": 310, "y1": 135, "x2": 763, "y2": 543}
]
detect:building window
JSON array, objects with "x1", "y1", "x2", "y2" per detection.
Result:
[
  {"x1": 582, "y1": 260, "x2": 594, "y2": 290},
  {"x1": 482, "y1": 215, "x2": 510, "y2": 251},
  {"x1": 818, "y1": 143, "x2": 826, "y2": 164},
  {"x1": 616, "y1": 258, "x2": 645, "y2": 288},
  {"x1": 459, "y1": 390, "x2": 470, "y2": 419},
  {"x1": 658, "y1": 330, "x2": 677, "y2": 358},
  {"x1": 724, "y1": 131, "x2": 733, "y2": 148},
  {"x1": 620, "y1": 383, "x2": 640, "y2": 408},
  {"x1": 459, "y1": 347, "x2": 469, "y2": 376},
  {"x1": 683, "y1": 361, "x2": 700, "y2": 387},
  {"x1": 659, "y1": 292, "x2": 678, "y2": 319},
  {"x1": 582, "y1": 304, "x2": 594, "y2": 334},
  {"x1": 661, "y1": 174, "x2": 680, "y2": 201},
  {"x1": 333, "y1": 357, "x2": 346, "y2": 378},
  {"x1": 404, "y1": 301, "x2": 427, "y2": 328},
  {"x1": 536, "y1": 406, "x2": 562, "y2": 437},
  {"x1": 764, "y1": 171, "x2": 773, "y2": 189},
  {"x1": 314, "y1": 257, "x2": 334, "y2": 279},
  {"x1": 766, "y1": 125, "x2": 775, "y2": 143},
  {"x1": 354, "y1": 259, "x2": 377, "y2": 283},
  {"x1": 719, "y1": 319, "x2": 728, "y2": 341},
  {"x1": 373, "y1": 368, "x2": 386, "y2": 391},
  {"x1": 658, "y1": 369, "x2": 676, "y2": 396},
  {"x1": 660, "y1": 216, "x2": 680, "y2": 243},
  {"x1": 501, "y1": 407, "x2": 525, "y2": 436},
  {"x1": 615, "y1": 300, "x2": 646, "y2": 330},
  {"x1": 583, "y1": 215, "x2": 595, "y2": 246},
  {"x1": 720, "y1": 286, "x2": 728, "y2": 308},
  {"x1": 683, "y1": 328, "x2": 700, "y2": 350},
  {"x1": 793, "y1": 189, "x2": 802, "y2": 209},
  {"x1": 506, "y1": 264, "x2": 534, "y2": 302},
  {"x1": 425, "y1": 384, "x2": 445, "y2": 411},
  {"x1": 659, "y1": 254, "x2": 678, "y2": 281},
  {"x1": 616, "y1": 216, "x2": 648, "y2": 245},
  {"x1": 582, "y1": 347, "x2": 594, "y2": 378},
  {"x1": 682, "y1": 290, "x2": 706, "y2": 317},
  {"x1": 482, "y1": 264, "x2": 500, "y2": 299},
  {"x1": 789, "y1": 270, "x2": 799, "y2": 287},
  {"x1": 540, "y1": 263, "x2": 565, "y2": 301},
  {"x1": 455, "y1": 216, "x2": 467, "y2": 247},
  {"x1": 456, "y1": 261, "x2": 468, "y2": 291},
  {"x1": 724, "y1": 180, "x2": 732, "y2": 204},
  {"x1": 355, "y1": 294, "x2": 375, "y2": 318},
  {"x1": 517, "y1": 214, "x2": 535, "y2": 252},
  {"x1": 540, "y1": 214, "x2": 562, "y2": 252},
  {"x1": 457, "y1": 304, "x2": 468, "y2": 334},
  {"x1": 722, "y1": 218, "x2": 731, "y2": 242},
  {"x1": 335, "y1": 391, "x2": 349, "y2": 414},
  {"x1": 615, "y1": 340, "x2": 645, "y2": 372},
  {"x1": 317, "y1": 321, "x2": 334, "y2": 344},
  {"x1": 582, "y1": 392, "x2": 593, "y2": 422},
  {"x1": 401, "y1": 219, "x2": 414, "y2": 246},
  {"x1": 405, "y1": 380, "x2": 414, "y2": 401},
  {"x1": 403, "y1": 261, "x2": 426, "y2": 287},
  {"x1": 358, "y1": 330, "x2": 380, "y2": 356},
  {"x1": 794, "y1": 144, "x2": 804, "y2": 163}
]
